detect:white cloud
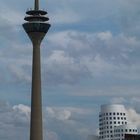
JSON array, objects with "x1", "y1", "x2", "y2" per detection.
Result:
[
  {"x1": 46, "y1": 107, "x2": 93, "y2": 121},
  {"x1": 0, "y1": 103, "x2": 30, "y2": 140},
  {"x1": 0, "y1": 8, "x2": 23, "y2": 26},
  {"x1": 126, "y1": 108, "x2": 140, "y2": 127},
  {"x1": 1, "y1": 102, "x2": 140, "y2": 140},
  {"x1": 0, "y1": 0, "x2": 139, "y2": 88},
  {"x1": 45, "y1": 131, "x2": 58, "y2": 140},
  {"x1": 9, "y1": 64, "x2": 31, "y2": 83},
  {"x1": 13, "y1": 104, "x2": 30, "y2": 120},
  {"x1": 45, "y1": 106, "x2": 95, "y2": 140},
  {"x1": 46, "y1": 30, "x2": 140, "y2": 86},
  {"x1": 0, "y1": 101, "x2": 96, "y2": 140},
  {"x1": 47, "y1": 50, "x2": 74, "y2": 64},
  {"x1": 0, "y1": 0, "x2": 140, "y2": 104},
  {"x1": 0, "y1": 29, "x2": 140, "y2": 97},
  {"x1": 0, "y1": 29, "x2": 139, "y2": 88},
  {"x1": 46, "y1": 107, "x2": 71, "y2": 121},
  {"x1": 97, "y1": 31, "x2": 112, "y2": 41},
  {"x1": 110, "y1": 97, "x2": 126, "y2": 104}
]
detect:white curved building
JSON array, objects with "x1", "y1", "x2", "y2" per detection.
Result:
[{"x1": 99, "y1": 104, "x2": 138, "y2": 140}]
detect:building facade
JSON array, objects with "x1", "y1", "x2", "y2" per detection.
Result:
[
  {"x1": 99, "y1": 104, "x2": 138, "y2": 140},
  {"x1": 114, "y1": 124, "x2": 138, "y2": 140}
]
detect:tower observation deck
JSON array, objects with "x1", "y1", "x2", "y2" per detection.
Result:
[
  {"x1": 23, "y1": 0, "x2": 50, "y2": 38},
  {"x1": 22, "y1": 0, "x2": 51, "y2": 140}
]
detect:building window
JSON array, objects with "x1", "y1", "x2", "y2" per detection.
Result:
[
  {"x1": 113, "y1": 112, "x2": 115, "y2": 115},
  {"x1": 117, "y1": 117, "x2": 120, "y2": 119},
  {"x1": 114, "y1": 121, "x2": 116, "y2": 124},
  {"x1": 114, "y1": 117, "x2": 116, "y2": 119},
  {"x1": 99, "y1": 119, "x2": 102, "y2": 122},
  {"x1": 110, "y1": 113, "x2": 112, "y2": 115},
  {"x1": 117, "y1": 113, "x2": 119, "y2": 115}
]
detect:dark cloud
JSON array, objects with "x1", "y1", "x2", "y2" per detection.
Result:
[
  {"x1": 0, "y1": 0, "x2": 139, "y2": 88},
  {"x1": 117, "y1": 0, "x2": 140, "y2": 38},
  {"x1": 0, "y1": 30, "x2": 139, "y2": 88},
  {"x1": 42, "y1": 31, "x2": 140, "y2": 86}
]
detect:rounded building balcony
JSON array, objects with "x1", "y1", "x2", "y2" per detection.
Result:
[
  {"x1": 24, "y1": 15, "x2": 49, "y2": 22},
  {"x1": 26, "y1": 9, "x2": 47, "y2": 15}
]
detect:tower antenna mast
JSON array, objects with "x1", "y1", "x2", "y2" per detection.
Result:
[{"x1": 35, "y1": 0, "x2": 39, "y2": 10}]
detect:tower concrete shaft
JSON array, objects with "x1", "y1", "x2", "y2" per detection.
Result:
[
  {"x1": 30, "y1": 33, "x2": 45, "y2": 140},
  {"x1": 23, "y1": 0, "x2": 50, "y2": 140},
  {"x1": 30, "y1": 41, "x2": 42, "y2": 140}
]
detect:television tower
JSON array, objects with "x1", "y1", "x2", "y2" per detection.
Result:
[{"x1": 23, "y1": 0, "x2": 50, "y2": 140}]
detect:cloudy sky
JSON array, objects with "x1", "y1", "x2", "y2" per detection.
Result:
[{"x1": 0, "y1": 0, "x2": 140, "y2": 140}]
